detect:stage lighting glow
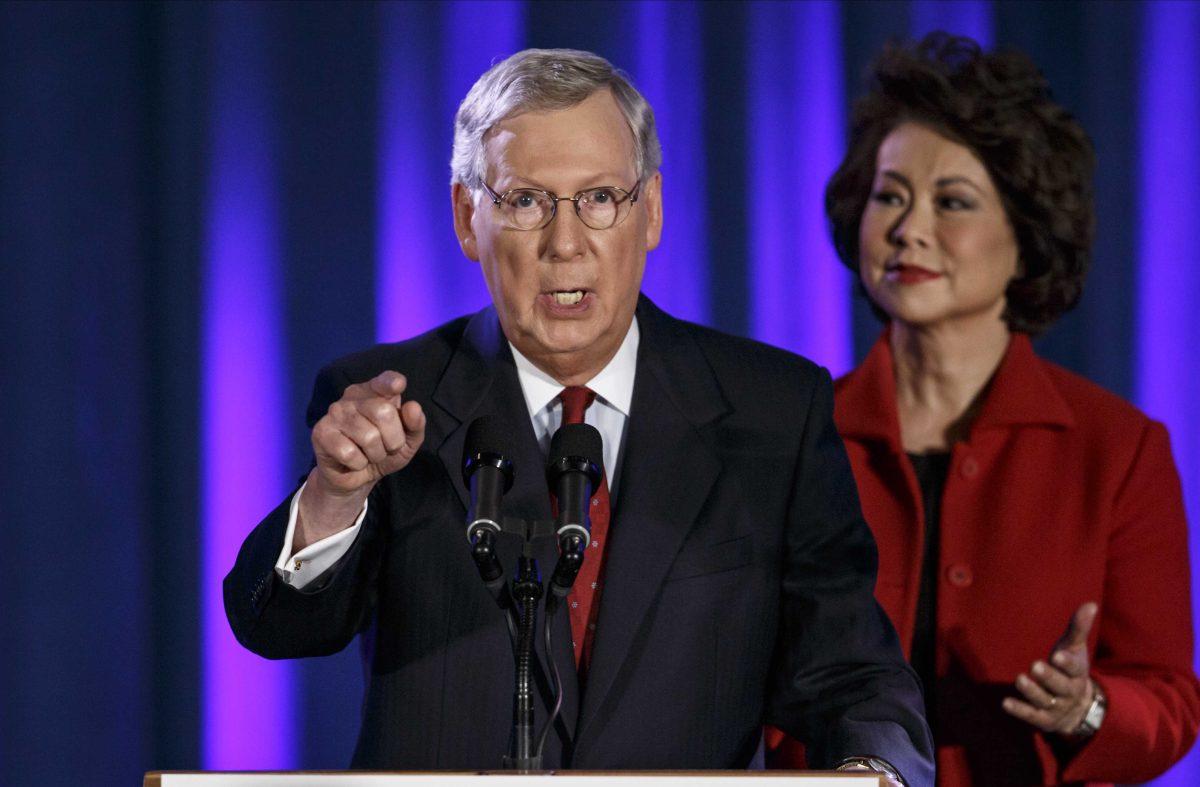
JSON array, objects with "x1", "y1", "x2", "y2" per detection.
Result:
[
  {"x1": 748, "y1": 0, "x2": 851, "y2": 375},
  {"x1": 201, "y1": 3, "x2": 295, "y2": 769}
]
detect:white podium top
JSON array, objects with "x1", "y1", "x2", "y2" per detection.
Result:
[{"x1": 145, "y1": 772, "x2": 882, "y2": 787}]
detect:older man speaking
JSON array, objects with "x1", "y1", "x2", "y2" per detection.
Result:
[{"x1": 225, "y1": 48, "x2": 932, "y2": 785}]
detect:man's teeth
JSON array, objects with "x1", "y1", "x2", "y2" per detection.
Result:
[{"x1": 553, "y1": 291, "x2": 584, "y2": 305}]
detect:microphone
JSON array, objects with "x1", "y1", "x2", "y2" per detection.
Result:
[
  {"x1": 462, "y1": 416, "x2": 515, "y2": 582},
  {"x1": 546, "y1": 423, "x2": 603, "y2": 595}
]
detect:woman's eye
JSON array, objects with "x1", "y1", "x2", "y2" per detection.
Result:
[
  {"x1": 939, "y1": 195, "x2": 973, "y2": 210},
  {"x1": 871, "y1": 190, "x2": 903, "y2": 206}
]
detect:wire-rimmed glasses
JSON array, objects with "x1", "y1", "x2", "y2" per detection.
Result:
[{"x1": 479, "y1": 180, "x2": 642, "y2": 231}]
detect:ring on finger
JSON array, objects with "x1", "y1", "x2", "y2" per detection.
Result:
[{"x1": 1045, "y1": 696, "x2": 1058, "y2": 710}]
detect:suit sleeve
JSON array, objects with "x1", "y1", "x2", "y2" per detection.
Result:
[
  {"x1": 1054, "y1": 421, "x2": 1200, "y2": 782},
  {"x1": 223, "y1": 363, "x2": 388, "y2": 659},
  {"x1": 765, "y1": 366, "x2": 935, "y2": 786}
]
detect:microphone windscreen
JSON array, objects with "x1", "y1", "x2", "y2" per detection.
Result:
[
  {"x1": 464, "y1": 415, "x2": 509, "y2": 463},
  {"x1": 462, "y1": 415, "x2": 515, "y2": 490},
  {"x1": 549, "y1": 423, "x2": 604, "y2": 477}
]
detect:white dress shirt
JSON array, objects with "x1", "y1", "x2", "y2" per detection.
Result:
[{"x1": 274, "y1": 318, "x2": 640, "y2": 590}]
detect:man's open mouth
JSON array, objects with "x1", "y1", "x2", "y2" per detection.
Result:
[{"x1": 551, "y1": 290, "x2": 586, "y2": 305}]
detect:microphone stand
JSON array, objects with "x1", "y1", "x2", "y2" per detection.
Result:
[
  {"x1": 503, "y1": 543, "x2": 544, "y2": 771},
  {"x1": 467, "y1": 515, "x2": 556, "y2": 772},
  {"x1": 463, "y1": 422, "x2": 601, "y2": 771}
]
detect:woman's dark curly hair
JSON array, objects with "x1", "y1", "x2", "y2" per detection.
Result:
[{"x1": 826, "y1": 32, "x2": 1095, "y2": 335}]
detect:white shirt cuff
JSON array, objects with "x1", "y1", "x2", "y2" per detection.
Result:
[{"x1": 274, "y1": 479, "x2": 368, "y2": 589}]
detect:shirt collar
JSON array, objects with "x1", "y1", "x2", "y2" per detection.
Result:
[{"x1": 510, "y1": 317, "x2": 640, "y2": 419}]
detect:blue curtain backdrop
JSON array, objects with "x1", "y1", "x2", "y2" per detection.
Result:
[{"x1": 2, "y1": 0, "x2": 1197, "y2": 783}]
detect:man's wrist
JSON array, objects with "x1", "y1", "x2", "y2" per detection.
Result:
[
  {"x1": 837, "y1": 755, "x2": 905, "y2": 785},
  {"x1": 296, "y1": 472, "x2": 371, "y2": 550}
]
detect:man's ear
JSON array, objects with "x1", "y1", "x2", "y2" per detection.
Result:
[
  {"x1": 451, "y1": 182, "x2": 480, "y2": 261},
  {"x1": 642, "y1": 171, "x2": 663, "y2": 252}
]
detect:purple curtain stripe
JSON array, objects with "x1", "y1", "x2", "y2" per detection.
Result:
[
  {"x1": 377, "y1": 0, "x2": 524, "y2": 344},
  {"x1": 1138, "y1": 3, "x2": 1200, "y2": 785},
  {"x1": 633, "y1": 0, "x2": 709, "y2": 324},
  {"x1": 201, "y1": 1, "x2": 294, "y2": 770},
  {"x1": 377, "y1": 1, "x2": 444, "y2": 342},
  {"x1": 749, "y1": 0, "x2": 851, "y2": 376}
]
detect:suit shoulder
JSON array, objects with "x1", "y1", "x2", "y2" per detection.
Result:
[
  {"x1": 677, "y1": 320, "x2": 828, "y2": 413},
  {"x1": 317, "y1": 315, "x2": 472, "y2": 390},
  {"x1": 685, "y1": 321, "x2": 823, "y2": 381}
]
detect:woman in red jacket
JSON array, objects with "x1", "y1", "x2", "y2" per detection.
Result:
[{"x1": 768, "y1": 34, "x2": 1200, "y2": 784}]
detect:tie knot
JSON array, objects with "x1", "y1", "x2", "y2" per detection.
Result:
[{"x1": 559, "y1": 386, "x2": 596, "y2": 425}]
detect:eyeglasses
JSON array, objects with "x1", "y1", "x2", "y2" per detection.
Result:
[{"x1": 479, "y1": 179, "x2": 642, "y2": 231}]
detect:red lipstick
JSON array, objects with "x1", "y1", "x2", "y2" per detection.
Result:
[{"x1": 885, "y1": 263, "x2": 942, "y2": 284}]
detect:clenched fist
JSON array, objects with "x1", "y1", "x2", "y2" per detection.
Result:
[{"x1": 295, "y1": 370, "x2": 426, "y2": 550}]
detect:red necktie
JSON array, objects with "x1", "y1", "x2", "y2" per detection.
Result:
[{"x1": 557, "y1": 386, "x2": 611, "y2": 678}]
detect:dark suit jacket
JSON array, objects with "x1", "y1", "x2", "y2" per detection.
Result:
[{"x1": 225, "y1": 296, "x2": 933, "y2": 782}]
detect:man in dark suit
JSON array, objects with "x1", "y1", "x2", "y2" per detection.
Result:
[{"x1": 225, "y1": 48, "x2": 933, "y2": 784}]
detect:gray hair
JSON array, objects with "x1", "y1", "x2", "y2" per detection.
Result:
[{"x1": 451, "y1": 48, "x2": 662, "y2": 188}]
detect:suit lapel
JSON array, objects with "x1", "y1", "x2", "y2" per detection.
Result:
[
  {"x1": 432, "y1": 307, "x2": 506, "y2": 513},
  {"x1": 574, "y1": 298, "x2": 728, "y2": 753},
  {"x1": 430, "y1": 306, "x2": 581, "y2": 755}
]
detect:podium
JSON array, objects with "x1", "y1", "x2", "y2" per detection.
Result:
[{"x1": 144, "y1": 773, "x2": 883, "y2": 786}]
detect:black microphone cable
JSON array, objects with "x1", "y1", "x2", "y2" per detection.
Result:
[{"x1": 535, "y1": 596, "x2": 564, "y2": 760}]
